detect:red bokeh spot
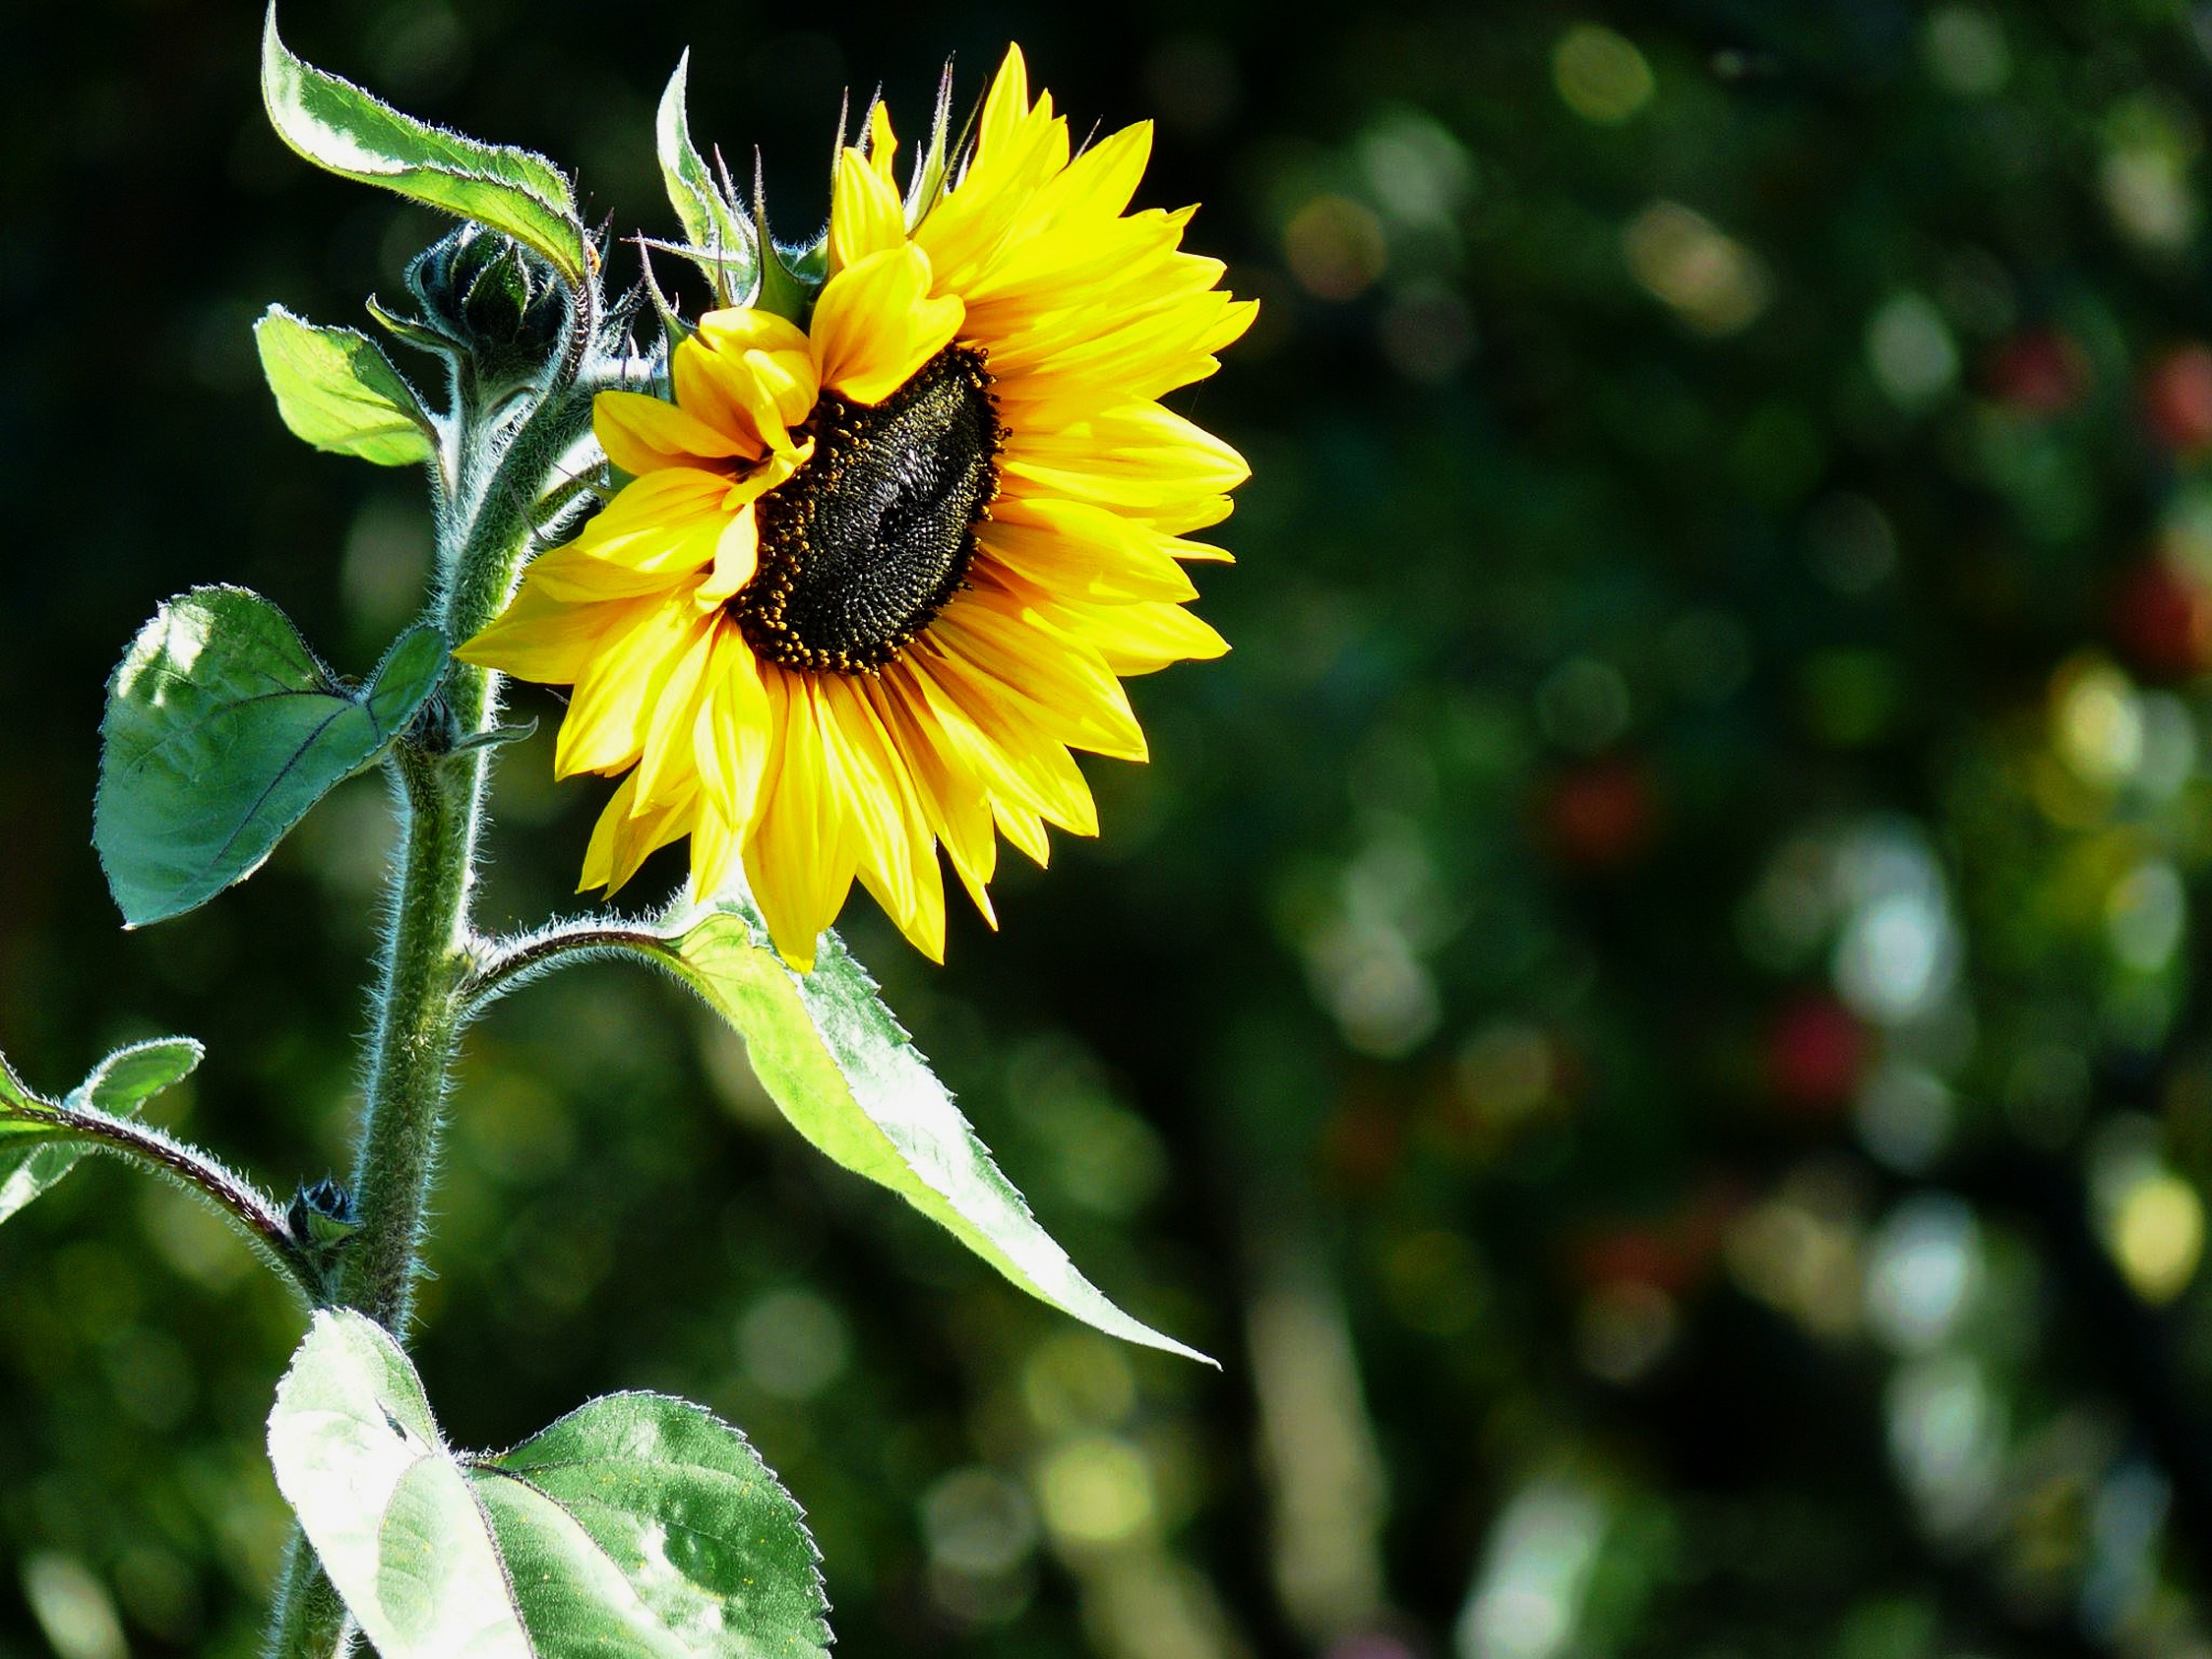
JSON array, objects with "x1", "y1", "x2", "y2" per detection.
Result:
[
  {"x1": 1987, "y1": 329, "x2": 2090, "y2": 416},
  {"x1": 1766, "y1": 995, "x2": 1866, "y2": 1115},
  {"x1": 2143, "y1": 344, "x2": 2212, "y2": 456},
  {"x1": 2113, "y1": 557, "x2": 2212, "y2": 682},
  {"x1": 1542, "y1": 758, "x2": 1659, "y2": 871}
]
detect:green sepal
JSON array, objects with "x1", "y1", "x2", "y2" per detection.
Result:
[
  {"x1": 96, "y1": 589, "x2": 448, "y2": 927},
  {"x1": 747, "y1": 156, "x2": 823, "y2": 324},
  {"x1": 654, "y1": 896, "x2": 1212, "y2": 1364},
  {"x1": 366, "y1": 294, "x2": 461, "y2": 358},
  {"x1": 655, "y1": 52, "x2": 760, "y2": 308},
  {"x1": 269, "y1": 1310, "x2": 831, "y2": 1659},
  {"x1": 261, "y1": 8, "x2": 586, "y2": 286},
  {"x1": 0, "y1": 1037, "x2": 204, "y2": 1226},
  {"x1": 902, "y1": 62, "x2": 963, "y2": 231},
  {"x1": 0, "y1": 1050, "x2": 33, "y2": 1113},
  {"x1": 254, "y1": 305, "x2": 438, "y2": 466},
  {"x1": 635, "y1": 249, "x2": 697, "y2": 352}
]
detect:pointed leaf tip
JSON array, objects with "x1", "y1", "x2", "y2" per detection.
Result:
[
  {"x1": 656, "y1": 897, "x2": 1213, "y2": 1364},
  {"x1": 255, "y1": 305, "x2": 437, "y2": 465},
  {"x1": 654, "y1": 49, "x2": 761, "y2": 307},
  {"x1": 262, "y1": 7, "x2": 585, "y2": 283},
  {"x1": 0, "y1": 1034, "x2": 203, "y2": 1226}
]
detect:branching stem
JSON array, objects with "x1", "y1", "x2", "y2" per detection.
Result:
[
  {"x1": 461, "y1": 917, "x2": 679, "y2": 1014},
  {"x1": 263, "y1": 302, "x2": 606, "y2": 1659},
  {"x1": 14, "y1": 1103, "x2": 318, "y2": 1297}
]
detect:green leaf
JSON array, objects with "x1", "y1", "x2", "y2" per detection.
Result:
[
  {"x1": 0, "y1": 1136, "x2": 86, "y2": 1229},
  {"x1": 270, "y1": 1311, "x2": 830, "y2": 1659},
  {"x1": 658, "y1": 901, "x2": 1211, "y2": 1364},
  {"x1": 261, "y1": 9, "x2": 585, "y2": 284},
  {"x1": 254, "y1": 306, "x2": 437, "y2": 465},
  {"x1": 96, "y1": 589, "x2": 448, "y2": 927},
  {"x1": 479, "y1": 1391, "x2": 829, "y2": 1657},
  {"x1": 0, "y1": 1049, "x2": 32, "y2": 1113},
  {"x1": 65, "y1": 1037, "x2": 205, "y2": 1114},
  {"x1": 0, "y1": 1037, "x2": 203, "y2": 1225},
  {"x1": 656, "y1": 52, "x2": 758, "y2": 307},
  {"x1": 270, "y1": 1311, "x2": 530, "y2": 1659}
]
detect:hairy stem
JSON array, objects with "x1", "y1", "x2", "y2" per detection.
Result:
[
  {"x1": 461, "y1": 917, "x2": 677, "y2": 1014},
  {"x1": 334, "y1": 739, "x2": 481, "y2": 1329},
  {"x1": 263, "y1": 351, "x2": 603, "y2": 1659}
]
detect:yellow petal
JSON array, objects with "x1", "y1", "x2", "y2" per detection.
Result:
[
  {"x1": 570, "y1": 468, "x2": 734, "y2": 574},
  {"x1": 693, "y1": 629, "x2": 773, "y2": 830},
  {"x1": 1054, "y1": 596, "x2": 1229, "y2": 676},
  {"x1": 460, "y1": 586, "x2": 642, "y2": 686},
  {"x1": 868, "y1": 99, "x2": 899, "y2": 189},
  {"x1": 629, "y1": 615, "x2": 719, "y2": 812},
  {"x1": 744, "y1": 671, "x2": 860, "y2": 969},
  {"x1": 830, "y1": 146, "x2": 909, "y2": 273},
  {"x1": 978, "y1": 45, "x2": 1034, "y2": 166},
  {"x1": 556, "y1": 597, "x2": 705, "y2": 776},
  {"x1": 583, "y1": 770, "x2": 696, "y2": 893},
  {"x1": 672, "y1": 338, "x2": 812, "y2": 457},
  {"x1": 903, "y1": 643, "x2": 1100, "y2": 837},
  {"x1": 823, "y1": 676, "x2": 947, "y2": 961},
  {"x1": 594, "y1": 390, "x2": 754, "y2": 475},
  {"x1": 870, "y1": 668, "x2": 1000, "y2": 927},
  {"x1": 695, "y1": 505, "x2": 761, "y2": 608},
  {"x1": 978, "y1": 495, "x2": 1199, "y2": 602},
  {"x1": 512, "y1": 541, "x2": 687, "y2": 604},
  {"x1": 695, "y1": 306, "x2": 815, "y2": 357},
  {"x1": 929, "y1": 593, "x2": 1149, "y2": 761},
  {"x1": 810, "y1": 245, "x2": 964, "y2": 405},
  {"x1": 993, "y1": 798, "x2": 1052, "y2": 867}
]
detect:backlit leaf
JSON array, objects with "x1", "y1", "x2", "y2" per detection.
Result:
[
  {"x1": 262, "y1": 9, "x2": 585, "y2": 283},
  {"x1": 0, "y1": 1037, "x2": 203, "y2": 1225},
  {"x1": 655, "y1": 53, "x2": 759, "y2": 307},
  {"x1": 270, "y1": 1312, "x2": 830, "y2": 1658},
  {"x1": 96, "y1": 589, "x2": 447, "y2": 927},
  {"x1": 255, "y1": 306, "x2": 437, "y2": 466},
  {"x1": 655, "y1": 899, "x2": 1211, "y2": 1363}
]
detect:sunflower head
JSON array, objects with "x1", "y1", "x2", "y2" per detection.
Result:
[{"x1": 461, "y1": 45, "x2": 1256, "y2": 970}]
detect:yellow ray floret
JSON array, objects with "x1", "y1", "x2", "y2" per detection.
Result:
[{"x1": 461, "y1": 43, "x2": 1255, "y2": 969}]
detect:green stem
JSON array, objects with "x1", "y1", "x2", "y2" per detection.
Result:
[
  {"x1": 262, "y1": 358, "x2": 603, "y2": 1659},
  {"x1": 335, "y1": 736, "x2": 482, "y2": 1328}
]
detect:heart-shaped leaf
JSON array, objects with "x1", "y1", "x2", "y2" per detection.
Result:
[
  {"x1": 96, "y1": 589, "x2": 446, "y2": 927},
  {"x1": 653, "y1": 899, "x2": 1209, "y2": 1364},
  {"x1": 269, "y1": 1311, "x2": 527, "y2": 1659},
  {"x1": 255, "y1": 305, "x2": 438, "y2": 466},
  {"x1": 270, "y1": 1311, "x2": 830, "y2": 1659},
  {"x1": 262, "y1": 10, "x2": 585, "y2": 284}
]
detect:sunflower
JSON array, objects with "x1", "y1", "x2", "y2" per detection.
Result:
[{"x1": 460, "y1": 46, "x2": 1254, "y2": 968}]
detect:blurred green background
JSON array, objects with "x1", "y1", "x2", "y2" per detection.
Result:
[{"x1": 14, "y1": 1, "x2": 2212, "y2": 1654}]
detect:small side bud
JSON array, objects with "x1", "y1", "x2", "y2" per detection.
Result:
[{"x1": 287, "y1": 1177, "x2": 361, "y2": 1252}]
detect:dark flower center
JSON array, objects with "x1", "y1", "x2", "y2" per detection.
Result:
[{"x1": 731, "y1": 343, "x2": 1003, "y2": 674}]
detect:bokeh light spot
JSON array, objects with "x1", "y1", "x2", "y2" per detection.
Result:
[{"x1": 1552, "y1": 25, "x2": 1654, "y2": 125}]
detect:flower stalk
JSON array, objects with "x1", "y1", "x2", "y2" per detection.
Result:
[{"x1": 261, "y1": 280, "x2": 609, "y2": 1659}]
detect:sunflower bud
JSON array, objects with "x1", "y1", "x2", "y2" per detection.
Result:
[{"x1": 397, "y1": 224, "x2": 572, "y2": 390}]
